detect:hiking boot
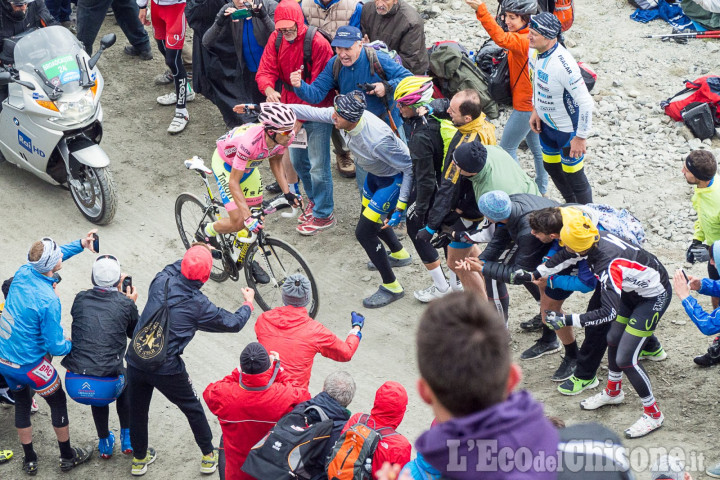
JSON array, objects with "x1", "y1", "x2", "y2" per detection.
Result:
[
  {"x1": 297, "y1": 201, "x2": 315, "y2": 224},
  {"x1": 251, "y1": 260, "x2": 270, "y2": 284},
  {"x1": 98, "y1": 432, "x2": 115, "y2": 459},
  {"x1": 123, "y1": 45, "x2": 153, "y2": 60},
  {"x1": 520, "y1": 339, "x2": 560, "y2": 360},
  {"x1": 335, "y1": 151, "x2": 355, "y2": 178},
  {"x1": 200, "y1": 449, "x2": 219, "y2": 474},
  {"x1": 558, "y1": 375, "x2": 599, "y2": 396},
  {"x1": 580, "y1": 389, "x2": 625, "y2": 411},
  {"x1": 694, "y1": 336, "x2": 720, "y2": 367},
  {"x1": 22, "y1": 457, "x2": 38, "y2": 475},
  {"x1": 551, "y1": 356, "x2": 577, "y2": 382},
  {"x1": 131, "y1": 448, "x2": 157, "y2": 476},
  {"x1": 59, "y1": 446, "x2": 93, "y2": 472},
  {"x1": 297, "y1": 214, "x2": 337, "y2": 236},
  {"x1": 167, "y1": 112, "x2": 189, "y2": 134},
  {"x1": 414, "y1": 284, "x2": 450, "y2": 303},
  {"x1": 154, "y1": 69, "x2": 173, "y2": 85},
  {"x1": 706, "y1": 461, "x2": 720, "y2": 478},
  {"x1": 639, "y1": 346, "x2": 667, "y2": 362},
  {"x1": 624, "y1": 413, "x2": 664, "y2": 439},
  {"x1": 363, "y1": 286, "x2": 404, "y2": 308},
  {"x1": 158, "y1": 87, "x2": 196, "y2": 106},
  {"x1": 367, "y1": 251, "x2": 412, "y2": 270},
  {"x1": 0, "y1": 387, "x2": 14, "y2": 406},
  {"x1": 120, "y1": 428, "x2": 133, "y2": 455},
  {"x1": 520, "y1": 313, "x2": 543, "y2": 332},
  {"x1": 265, "y1": 181, "x2": 282, "y2": 194},
  {"x1": 0, "y1": 449, "x2": 12, "y2": 464}
]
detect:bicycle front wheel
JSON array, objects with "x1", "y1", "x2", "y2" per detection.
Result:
[
  {"x1": 245, "y1": 236, "x2": 319, "y2": 318},
  {"x1": 174, "y1": 193, "x2": 229, "y2": 283}
]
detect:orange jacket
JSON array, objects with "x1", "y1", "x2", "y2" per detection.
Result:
[{"x1": 475, "y1": 3, "x2": 533, "y2": 112}]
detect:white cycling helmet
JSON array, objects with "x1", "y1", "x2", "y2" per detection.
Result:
[{"x1": 258, "y1": 102, "x2": 296, "y2": 131}]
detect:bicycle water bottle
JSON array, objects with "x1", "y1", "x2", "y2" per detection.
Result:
[{"x1": 468, "y1": 50, "x2": 475, "y2": 62}]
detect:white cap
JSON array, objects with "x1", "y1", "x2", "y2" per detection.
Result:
[{"x1": 92, "y1": 255, "x2": 121, "y2": 288}]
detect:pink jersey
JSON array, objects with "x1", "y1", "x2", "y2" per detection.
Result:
[{"x1": 215, "y1": 124, "x2": 292, "y2": 172}]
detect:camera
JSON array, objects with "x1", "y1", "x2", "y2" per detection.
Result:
[{"x1": 122, "y1": 276, "x2": 133, "y2": 292}]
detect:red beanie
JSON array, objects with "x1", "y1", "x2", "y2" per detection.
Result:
[{"x1": 181, "y1": 246, "x2": 212, "y2": 283}]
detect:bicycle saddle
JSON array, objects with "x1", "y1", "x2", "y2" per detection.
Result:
[{"x1": 184, "y1": 156, "x2": 213, "y2": 175}]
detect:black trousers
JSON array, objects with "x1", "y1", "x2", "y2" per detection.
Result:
[{"x1": 128, "y1": 364, "x2": 213, "y2": 459}]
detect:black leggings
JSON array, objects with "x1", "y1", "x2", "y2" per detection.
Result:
[
  {"x1": 14, "y1": 385, "x2": 69, "y2": 429},
  {"x1": 91, "y1": 388, "x2": 130, "y2": 438},
  {"x1": 543, "y1": 161, "x2": 593, "y2": 204},
  {"x1": 156, "y1": 39, "x2": 188, "y2": 109},
  {"x1": 406, "y1": 209, "x2": 439, "y2": 265},
  {"x1": 355, "y1": 215, "x2": 403, "y2": 284}
]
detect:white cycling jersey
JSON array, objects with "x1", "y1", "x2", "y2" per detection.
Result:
[{"x1": 529, "y1": 42, "x2": 593, "y2": 139}]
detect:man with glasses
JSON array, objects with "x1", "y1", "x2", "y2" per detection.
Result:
[
  {"x1": 256, "y1": 0, "x2": 337, "y2": 236},
  {"x1": 0, "y1": 232, "x2": 99, "y2": 475}
]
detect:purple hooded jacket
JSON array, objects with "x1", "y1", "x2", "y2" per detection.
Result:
[{"x1": 415, "y1": 390, "x2": 559, "y2": 480}]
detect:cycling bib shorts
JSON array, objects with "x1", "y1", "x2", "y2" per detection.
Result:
[
  {"x1": 539, "y1": 126, "x2": 584, "y2": 173},
  {"x1": 211, "y1": 150, "x2": 263, "y2": 211},
  {"x1": 448, "y1": 217, "x2": 487, "y2": 249},
  {"x1": 362, "y1": 173, "x2": 402, "y2": 223},
  {"x1": 615, "y1": 288, "x2": 671, "y2": 338},
  {"x1": 0, "y1": 356, "x2": 61, "y2": 397},
  {"x1": 65, "y1": 371, "x2": 125, "y2": 407},
  {"x1": 151, "y1": 2, "x2": 186, "y2": 49}
]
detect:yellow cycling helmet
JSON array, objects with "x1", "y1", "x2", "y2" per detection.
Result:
[
  {"x1": 559, "y1": 212, "x2": 599, "y2": 252},
  {"x1": 394, "y1": 76, "x2": 434, "y2": 107}
]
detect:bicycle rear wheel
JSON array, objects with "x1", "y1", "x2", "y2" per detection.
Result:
[
  {"x1": 245, "y1": 236, "x2": 319, "y2": 318},
  {"x1": 174, "y1": 193, "x2": 229, "y2": 282}
]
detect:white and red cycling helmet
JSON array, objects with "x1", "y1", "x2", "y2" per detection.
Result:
[{"x1": 258, "y1": 102, "x2": 296, "y2": 132}]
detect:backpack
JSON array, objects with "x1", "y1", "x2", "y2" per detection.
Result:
[
  {"x1": 275, "y1": 25, "x2": 333, "y2": 89},
  {"x1": 577, "y1": 61, "x2": 597, "y2": 92},
  {"x1": 332, "y1": 45, "x2": 388, "y2": 84},
  {"x1": 326, "y1": 414, "x2": 399, "y2": 480},
  {"x1": 427, "y1": 41, "x2": 499, "y2": 119},
  {"x1": 242, "y1": 405, "x2": 334, "y2": 480},
  {"x1": 661, "y1": 75, "x2": 720, "y2": 129},
  {"x1": 476, "y1": 39, "x2": 528, "y2": 106},
  {"x1": 682, "y1": 102, "x2": 717, "y2": 140},
  {"x1": 365, "y1": 40, "x2": 403, "y2": 66},
  {"x1": 126, "y1": 279, "x2": 170, "y2": 371}
]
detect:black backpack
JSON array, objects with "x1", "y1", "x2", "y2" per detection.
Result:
[
  {"x1": 682, "y1": 102, "x2": 717, "y2": 140},
  {"x1": 126, "y1": 279, "x2": 170, "y2": 371},
  {"x1": 275, "y1": 25, "x2": 333, "y2": 90},
  {"x1": 242, "y1": 406, "x2": 334, "y2": 480},
  {"x1": 476, "y1": 39, "x2": 527, "y2": 106}
]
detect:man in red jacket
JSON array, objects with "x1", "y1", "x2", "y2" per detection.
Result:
[
  {"x1": 255, "y1": 274, "x2": 364, "y2": 389},
  {"x1": 203, "y1": 342, "x2": 310, "y2": 480},
  {"x1": 256, "y1": 0, "x2": 337, "y2": 236},
  {"x1": 340, "y1": 381, "x2": 411, "y2": 477}
]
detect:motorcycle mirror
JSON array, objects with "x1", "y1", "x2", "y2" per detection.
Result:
[
  {"x1": 0, "y1": 71, "x2": 11, "y2": 86},
  {"x1": 99, "y1": 34, "x2": 116, "y2": 50}
]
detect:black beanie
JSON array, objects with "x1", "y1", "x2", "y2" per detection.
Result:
[
  {"x1": 240, "y1": 342, "x2": 270, "y2": 375},
  {"x1": 452, "y1": 141, "x2": 487, "y2": 174}
]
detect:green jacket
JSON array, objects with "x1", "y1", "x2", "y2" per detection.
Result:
[
  {"x1": 692, "y1": 177, "x2": 720, "y2": 244},
  {"x1": 469, "y1": 145, "x2": 539, "y2": 201}
]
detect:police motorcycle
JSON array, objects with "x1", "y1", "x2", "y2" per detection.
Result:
[{"x1": 0, "y1": 26, "x2": 117, "y2": 224}]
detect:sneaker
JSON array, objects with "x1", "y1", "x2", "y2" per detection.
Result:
[
  {"x1": 265, "y1": 181, "x2": 282, "y2": 194},
  {"x1": 123, "y1": 45, "x2": 153, "y2": 61},
  {"x1": 131, "y1": 448, "x2": 157, "y2": 476},
  {"x1": 638, "y1": 346, "x2": 667, "y2": 362},
  {"x1": 580, "y1": 389, "x2": 625, "y2": 410},
  {"x1": 0, "y1": 387, "x2": 14, "y2": 406},
  {"x1": 297, "y1": 214, "x2": 337, "y2": 236},
  {"x1": 558, "y1": 375, "x2": 599, "y2": 396},
  {"x1": 520, "y1": 313, "x2": 543, "y2": 332},
  {"x1": 59, "y1": 446, "x2": 93, "y2": 472},
  {"x1": 551, "y1": 356, "x2": 577, "y2": 382},
  {"x1": 154, "y1": 69, "x2": 173, "y2": 85},
  {"x1": 694, "y1": 337, "x2": 720, "y2": 367},
  {"x1": 297, "y1": 201, "x2": 315, "y2": 224},
  {"x1": 0, "y1": 449, "x2": 12, "y2": 464},
  {"x1": 120, "y1": 428, "x2": 133, "y2": 455},
  {"x1": 250, "y1": 260, "x2": 270, "y2": 284},
  {"x1": 335, "y1": 151, "x2": 355, "y2": 178},
  {"x1": 706, "y1": 461, "x2": 720, "y2": 478},
  {"x1": 367, "y1": 251, "x2": 412, "y2": 270},
  {"x1": 413, "y1": 284, "x2": 451, "y2": 303},
  {"x1": 520, "y1": 339, "x2": 560, "y2": 360},
  {"x1": 30, "y1": 398, "x2": 38, "y2": 413},
  {"x1": 22, "y1": 457, "x2": 38, "y2": 475},
  {"x1": 200, "y1": 449, "x2": 219, "y2": 474},
  {"x1": 167, "y1": 112, "x2": 189, "y2": 134},
  {"x1": 98, "y1": 432, "x2": 115, "y2": 459},
  {"x1": 363, "y1": 285, "x2": 404, "y2": 308},
  {"x1": 157, "y1": 88, "x2": 196, "y2": 106},
  {"x1": 624, "y1": 413, "x2": 664, "y2": 438}
]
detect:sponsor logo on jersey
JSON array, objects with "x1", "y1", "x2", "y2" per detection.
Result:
[
  {"x1": 224, "y1": 146, "x2": 237, "y2": 157},
  {"x1": 537, "y1": 70, "x2": 549, "y2": 83},
  {"x1": 558, "y1": 54, "x2": 572, "y2": 75}
]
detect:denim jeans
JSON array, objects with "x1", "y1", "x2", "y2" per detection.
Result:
[
  {"x1": 46, "y1": 0, "x2": 72, "y2": 22},
  {"x1": 500, "y1": 109, "x2": 548, "y2": 194},
  {"x1": 289, "y1": 121, "x2": 334, "y2": 219},
  {"x1": 76, "y1": 0, "x2": 150, "y2": 55}
]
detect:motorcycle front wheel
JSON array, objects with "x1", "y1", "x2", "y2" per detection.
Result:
[{"x1": 69, "y1": 166, "x2": 117, "y2": 225}]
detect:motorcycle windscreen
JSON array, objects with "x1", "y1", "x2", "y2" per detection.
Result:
[{"x1": 14, "y1": 26, "x2": 84, "y2": 95}]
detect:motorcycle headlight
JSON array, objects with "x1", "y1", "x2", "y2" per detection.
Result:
[{"x1": 50, "y1": 89, "x2": 96, "y2": 125}]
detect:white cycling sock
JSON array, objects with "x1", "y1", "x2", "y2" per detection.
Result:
[{"x1": 428, "y1": 266, "x2": 449, "y2": 291}]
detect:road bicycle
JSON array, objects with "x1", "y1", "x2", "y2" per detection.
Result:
[{"x1": 174, "y1": 156, "x2": 319, "y2": 317}]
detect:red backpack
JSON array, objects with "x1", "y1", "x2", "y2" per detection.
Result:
[{"x1": 661, "y1": 75, "x2": 720, "y2": 123}]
